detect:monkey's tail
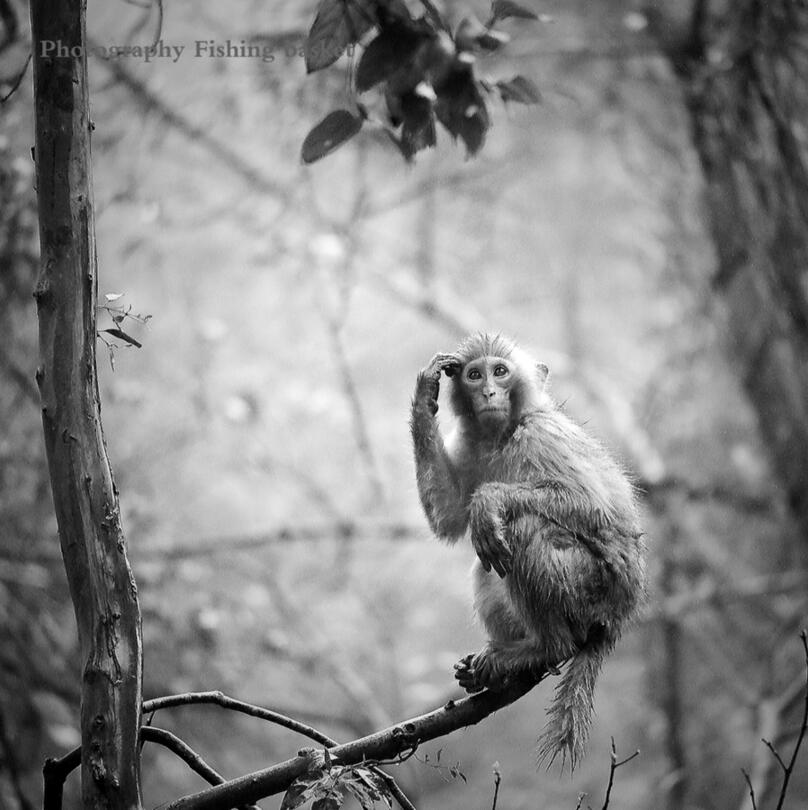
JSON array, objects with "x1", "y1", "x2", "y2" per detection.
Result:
[{"x1": 536, "y1": 645, "x2": 604, "y2": 772}]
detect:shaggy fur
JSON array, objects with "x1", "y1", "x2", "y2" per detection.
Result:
[{"x1": 410, "y1": 334, "x2": 646, "y2": 770}]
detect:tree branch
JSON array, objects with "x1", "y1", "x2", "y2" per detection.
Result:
[
  {"x1": 162, "y1": 674, "x2": 541, "y2": 810},
  {"x1": 142, "y1": 727, "x2": 260, "y2": 810},
  {"x1": 144, "y1": 691, "x2": 338, "y2": 747}
]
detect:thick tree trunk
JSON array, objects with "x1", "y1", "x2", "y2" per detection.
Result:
[
  {"x1": 30, "y1": 1, "x2": 143, "y2": 808},
  {"x1": 654, "y1": 0, "x2": 808, "y2": 540}
]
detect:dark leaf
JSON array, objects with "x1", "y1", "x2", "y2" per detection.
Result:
[
  {"x1": 490, "y1": 0, "x2": 538, "y2": 21},
  {"x1": 280, "y1": 782, "x2": 312, "y2": 810},
  {"x1": 435, "y1": 68, "x2": 489, "y2": 156},
  {"x1": 305, "y1": 0, "x2": 376, "y2": 73},
  {"x1": 356, "y1": 26, "x2": 423, "y2": 92},
  {"x1": 281, "y1": 771, "x2": 328, "y2": 810},
  {"x1": 497, "y1": 75, "x2": 541, "y2": 104},
  {"x1": 477, "y1": 29, "x2": 509, "y2": 50},
  {"x1": 399, "y1": 92, "x2": 436, "y2": 160},
  {"x1": 377, "y1": 0, "x2": 413, "y2": 25},
  {"x1": 301, "y1": 109, "x2": 364, "y2": 163},
  {"x1": 312, "y1": 795, "x2": 343, "y2": 810},
  {"x1": 101, "y1": 328, "x2": 142, "y2": 348}
]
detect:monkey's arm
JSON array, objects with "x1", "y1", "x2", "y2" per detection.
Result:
[
  {"x1": 410, "y1": 353, "x2": 468, "y2": 540},
  {"x1": 471, "y1": 480, "x2": 641, "y2": 578},
  {"x1": 469, "y1": 481, "x2": 588, "y2": 576}
]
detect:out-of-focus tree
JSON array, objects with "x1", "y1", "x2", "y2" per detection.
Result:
[{"x1": 649, "y1": 0, "x2": 808, "y2": 540}]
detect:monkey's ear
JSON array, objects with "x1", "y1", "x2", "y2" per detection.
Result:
[{"x1": 536, "y1": 363, "x2": 550, "y2": 387}]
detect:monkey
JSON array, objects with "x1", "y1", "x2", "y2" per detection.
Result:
[{"x1": 410, "y1": 333, "x2": 646, "y2": 770}]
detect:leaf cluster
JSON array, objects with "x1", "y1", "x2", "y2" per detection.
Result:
[
  {"x1": 301, "y1": 0, "x2": 541, "y2": 163},
  {"x1": 281, "y1": 751, "x2": 392, "y2": 810}
]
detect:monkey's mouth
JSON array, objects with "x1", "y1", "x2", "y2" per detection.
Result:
[{"x1": 478, "y1": 406, "x2": 508, "y2": 417}]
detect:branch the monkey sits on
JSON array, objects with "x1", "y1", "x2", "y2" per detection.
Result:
[{"x1": 410, "y1": 333, "x2": 646, "y2": 770}]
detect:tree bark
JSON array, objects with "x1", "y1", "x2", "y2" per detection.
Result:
[
  {"x1": 30, "y1": 1, "x2": 143, "y2": 808},
  {"x1": 653, "y1": 0, "x2": 808, "y2": 540}
]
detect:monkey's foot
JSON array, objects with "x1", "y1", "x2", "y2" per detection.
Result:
[
  {"x1": 453, "y1": 654, "x2": 485, "y2": 693},
  {"x1": 453, "y1": 648, "x2": 510, "y2": 693}
]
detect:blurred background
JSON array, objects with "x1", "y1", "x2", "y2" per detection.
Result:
[{"x1": 2, "y1": 0, "x2": 807, "y2": 808}]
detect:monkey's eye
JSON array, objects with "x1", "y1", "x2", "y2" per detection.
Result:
[
  {"x1": 493, "y1": 364, "x2": 509, "y2": 377},
  {"x1": 467, "y1": 368, "x2": 482, "y2": 381}
]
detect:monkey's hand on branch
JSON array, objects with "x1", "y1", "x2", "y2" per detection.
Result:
[
  {"x1": 469, "y1": 490, "x2": 512, "y2": 577},
  {"x1": 414, "y1": 352, "x2": 461, "y2": 413}
]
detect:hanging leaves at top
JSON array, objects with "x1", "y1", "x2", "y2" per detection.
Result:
[
  {"x1": 301, "y1": 109, "x2": 365, "y2": 164},
  {"x1": 301, "y1": 0, "x2": 541, "y2": 163},
  {"x1": 305, "y1": 0, "x2": 377, "y2": 73}
]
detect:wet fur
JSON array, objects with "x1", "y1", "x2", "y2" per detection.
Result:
[{"x1": 410, "y1": 333, "x2": 646, "y2": 770}]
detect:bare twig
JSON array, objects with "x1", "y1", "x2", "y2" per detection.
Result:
[
  {"x1": 150, "y1": 0, "x2": 164, "y2": 49},
  {"x1": 374, "y1": 771, "x2": 416, "y2": 810},
  {"x1": 0, "y1": 50, "x2": 31, "y2": 104},
  {"x1": 770, "y1": 630, "x2": 808, "y2": 810},
  {"x1": 741, "y1": 768, "x2": 758, "y2": 810},
  {"x1": 491, "y1": 762, "x2": 502, "y2": 810},
  {"x1": 600, "y1": 738, "x2": 640, "y2": 810},
  {"x1": 741, "y1": 631, "x2": 808, "y2": 810}
]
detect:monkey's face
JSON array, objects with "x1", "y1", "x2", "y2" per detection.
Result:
[{"x1": 459, "y1": 356, "x2": 515, "y2": 431}]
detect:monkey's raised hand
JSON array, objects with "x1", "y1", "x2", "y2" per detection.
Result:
[{"x1": 414, "y1": 353, "x2": 461, "y2": 413}]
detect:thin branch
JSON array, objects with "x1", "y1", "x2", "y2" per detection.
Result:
[
  {"x1": 772, "y1": 630, "x2": 808, "y2": 810},
  {"x1": 144, "y1": 692, "x2": 337, "y2": 747},
  {"x1": 149, "y1": 0, "x2": 164, "y2": 49},
  {"x1": 161, "y1": 674, "x2": 542, "y2": 810},
  {"x1": 374, "y1": 770, "x2": 416, "y2": 810},
  {"x1": 600, "y1": 738, "x2": 640, "y2": 810},
  {"x1": 142, "y1": 727, "x2": 260, "y2": 810},
  {"x1": 741, "y1": 768, "x2": 758, "y2": 810},
  {"x1": 491, "y1": 763, "x2": 502, "y2": 810},
  {"x1": 762, "y1": 738, "x2": 787, "y2": 772},
  {"x1": 0, "y1": 50, "x2": 31, "y2": 104}
]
